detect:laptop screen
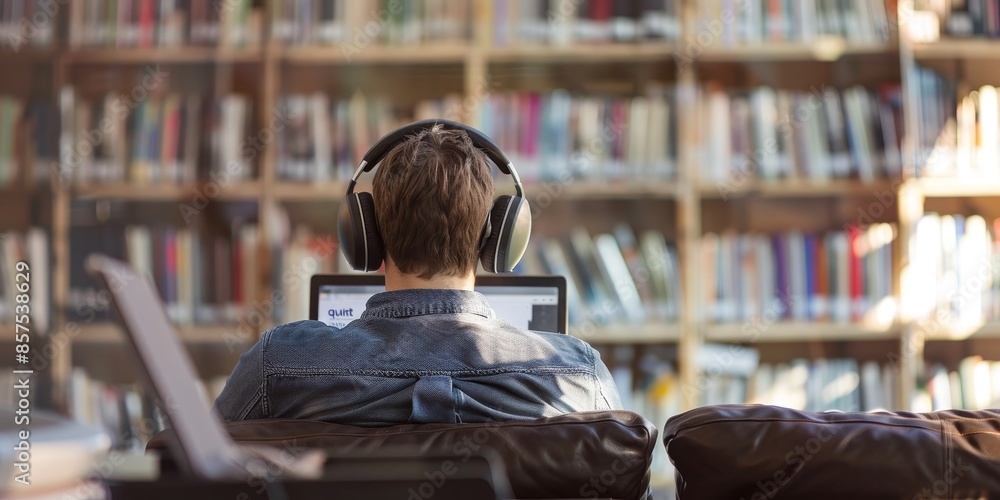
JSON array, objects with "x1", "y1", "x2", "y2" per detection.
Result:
[{"x1": 310, "y1": 275, "x2": 567, "y2": 334}]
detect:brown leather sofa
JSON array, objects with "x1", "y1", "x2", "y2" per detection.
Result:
[
  {"x1": 662, "y1": 404, "x2": 1000, "y2": 499},
  {"x1": 148, "y1": 410, "x2": 658, "y2": 500}
]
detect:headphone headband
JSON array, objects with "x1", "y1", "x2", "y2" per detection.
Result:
[
  {"x1": 347, "y1": 119, "x2": 523, "y2": 197},
  {"x1": 339, "y1": 119, "x2": 531, "y2": 274}
]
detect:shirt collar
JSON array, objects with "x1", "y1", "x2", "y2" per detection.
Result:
[{"x1": 361, "y1": 288, "x2": 497, "y2": 320}]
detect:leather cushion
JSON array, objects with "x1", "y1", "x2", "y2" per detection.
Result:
[
  {"x1": 149, "y1": 410, "x2": 657, "y2": 500},
  {"x1": 663, "y1": 404, "x2": 1000, "y2": 499}
]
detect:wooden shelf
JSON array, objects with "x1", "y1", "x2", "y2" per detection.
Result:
[
  {"x1": 63, "y1": 47, "x2": 262, "y2": 64},
  {"x1": 281, "y1": 44, "x2": 470, "y2": 65},
  {"x1": 0, "y1": 184, "x2": 41, "y2": 198},
  {"x1": 700, "y1": 179, "x2": 900, "y2": 199},
  {"x1": 273, "y1": 180, "x2": 680, "y2": 201},
  {"x1": 486, "y1": 43, "x2": 675, "y2": 63},
  {"x1": 74, "y1": 322, "x2": 241, "y2": 344},
  {"x1": 71, "y1": 182, "x2": 263, "y2": 201},
  {"x1": 274, "y1": 182, "x2": 346, "y2": 201},
  {"x1": 572, "y1": 322, "x2": 679, "y2": 344},
  {"x1": 704, "y1": 321, "x2": 901, "y2": 343},
  {"x1": 276, "y1": 40, "x2": 893, "y2": 66},
  {"x1": 694, "y1": 40, "x2": 894, "y2": 62},
  {"x1": 920, "y1": 322, "x2": 1000, "y2": 341},
  {"x1": 524, "y1": 179, "x2": 680, "y2": 200},
  {"x1": 0, "y1": 48, "x2": 57, "y2": 63},
  {"x1": 912, "y1": 39, "x2": 1000, "y2": 60},
  {"x1": 913, "y1": 178, "x2": 1000, "y2": 198}
]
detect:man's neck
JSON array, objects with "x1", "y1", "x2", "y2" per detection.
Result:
[{"x1": 384, "y1": 263, "x2": 476, "y2": 292}]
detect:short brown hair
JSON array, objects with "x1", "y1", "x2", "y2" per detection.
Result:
[{"x1": 372, "y1": 125, "x2": 494, "y2": 279}]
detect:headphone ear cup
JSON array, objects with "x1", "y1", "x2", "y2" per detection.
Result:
[
  {"x1": 480, "y1": 195, "x2": 531, "y2": 273},
  {"x1": 337, "y1": 192, "x2": 384, "y2": 272}
]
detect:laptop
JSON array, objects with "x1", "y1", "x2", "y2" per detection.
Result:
[
  {"x1": 309, "y1": 274, "x2": 568, "y2": 334},
  {"x1": 86, "y1": 256, "x2": 513, "y2": 499}
]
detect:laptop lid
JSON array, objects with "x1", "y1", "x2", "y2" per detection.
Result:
[
  {"x1": 86, "y1": 255, "x2": 250, "y2": 480},
  {"x1": 309, "y1": 275, "x2": 568, "y2": 334}
]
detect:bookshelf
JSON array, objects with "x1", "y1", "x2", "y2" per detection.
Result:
[
  {"x1": 693, "y1": 41, "x2": 896, "y2": 62},
  {"x1": 895, "y1": 0, "x2": 1000, "y2": 413},
  {"x1": 1, "y1": 1, "x2": 994, "y2": 440},
  {"x1": 704, "y1": 321, "x2": 902, "y2": 343},
  {"x1": 911, "y1": 39, "x2": 1000, "y2": 60}
]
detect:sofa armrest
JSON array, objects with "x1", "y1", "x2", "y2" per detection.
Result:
[{"x1": 663, "y1": 404, "x2": 1000, "y2": 499}]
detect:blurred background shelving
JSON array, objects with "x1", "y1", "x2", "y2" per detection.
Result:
[{"x1": 4, "y1": 0, "x2": 1000, "y2": 492}]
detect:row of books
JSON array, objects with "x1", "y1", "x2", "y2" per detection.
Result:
[
  {"x1": 0, "y1": 0, "x2": 55, "y2": 49},
  {"x1": 489, "y1": 0, "x2": 681, "y2": 46},
  {"x1": 911, "y1": 68, "x2": 1000, "y2": 178},
  {"x1": 84, "y1": 214, "x2": 681, "y2": 331},
  {"x1": 67, "y1": 368, "x2": 228, "y2": 450},
  {"x1": 272, "y1": 0, "x2": 470, "y2": 47},
  {"x1": 700, "y1": 224, "x2": 896, "y2": 324},
  {"x1": 278, "y1": 92, "x2": 413, "y2": 183},
  {"x1": 279, "y1": 89, "x2": 679, "y2": 183},
  {"x1": 908, "y1": 213, "x2": 1000, "y2": 325},
  {"x1": 98, "y1": 219, "x2": 682, "y2": 330},
  {"x1": 59, "y1": 89, "x2": 254, "y2": 185},
  {"x1": 697, "y1": 84, "x2": 903, "y2": 184},
  {"x1": 67, "y1": 213, "x2": 259, "y2": 325},
  {"x1": 55, "y1": 214, "x2": 1000, "y2": 336},
  {"x1": 917, "y1": 356, "x2": 1000, "y2": 412},
  {"x1": 476, "y1": 89, "x2": 679, "y2": 182},
  {"x1": 240, "y1": 219, "x2": 683, "y2": 330},
  {"x1": 0, "y1": 96, "x2": 56, "y2": 186},
  {"x1": 925, "y1": 0, "x2": 1000, "y2": 38},
  {"x1": 0, "y1": 229, "x2": 49, "y2": 332},
  {"x1": 742, "y1": 358, "x2": 898, "y2": 412},
  {"x1": 270, "y1": 0, "x2": 681, "y2": 47},
  {"x1": 68, "y1": 0, "x2": 261, "y2": 48},
  {"x1": 518, "y1": 226, "x2": 682, "y2": 327},
  {"x1": 692, "y1": 0, "x2": 893, "y2": 47}
]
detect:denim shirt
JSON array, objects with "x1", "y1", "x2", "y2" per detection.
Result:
[{"x1": 213, "y1": 289, "x2": 624, "y2": 426}]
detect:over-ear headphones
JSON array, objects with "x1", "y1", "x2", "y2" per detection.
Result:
[{"x1": 337, "y1": 119, "x2": 531, "y2": 274}]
